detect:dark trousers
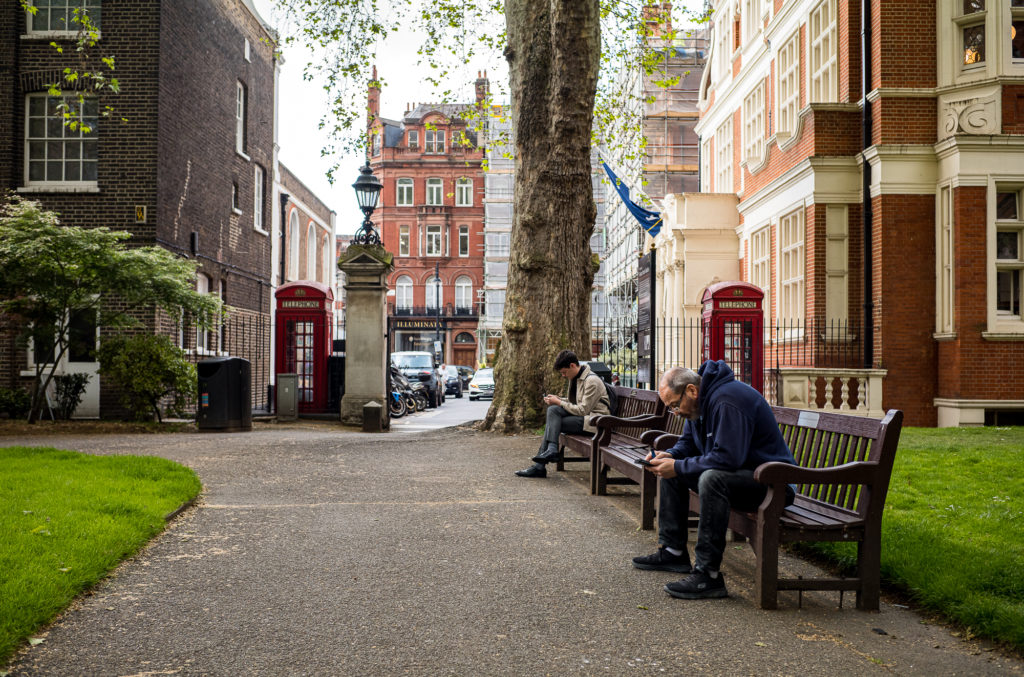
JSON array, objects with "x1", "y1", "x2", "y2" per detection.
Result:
[
  {"x1": 657, "y1": 469, "x2": 771, "y2": 573},
  {"x1": 538, "y1": 405, "x2": 586, "y2": 459}
]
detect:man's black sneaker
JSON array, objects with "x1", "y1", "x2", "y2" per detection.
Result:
[
  {"x1": 515, "y1": 463, "x2": 547, "y2": 478},
  {"x1": 632, "y1": 547, "x2": 692, "y2": 573},
  {"x1": 664, "y1": 570, "x2": 728, "y2": 599}
]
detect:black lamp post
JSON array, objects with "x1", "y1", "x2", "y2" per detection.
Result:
[
  {"x1": 433, "y1": 262, "x2": 441, "y2": 361},
  {"x1": 351, "y1": 163, "x2": 383, "y2": 245}
]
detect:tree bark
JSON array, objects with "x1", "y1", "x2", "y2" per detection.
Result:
[{"x1": 482, "y1": 0, "x2": 601, "y2": 433}]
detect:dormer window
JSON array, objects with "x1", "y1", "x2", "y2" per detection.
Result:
[
  {"x1": 407, "y1": 130, "x2": 419, "y2": 148},
  {"x1": 425, "y1": 129, "x2": 445, "y2": 154}
]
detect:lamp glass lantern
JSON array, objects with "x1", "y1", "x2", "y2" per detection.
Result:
[{"x1": 351, "y1": 163, "x2": 383, "y2": 245}]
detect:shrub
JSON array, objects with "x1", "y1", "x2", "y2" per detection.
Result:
[
  {"x1": 53, "y1": 373, "x2": 91, "y2": 420},
  {"x1": 97, "y1": 334, "x2": 196, "y2": 422},
  {"x1": 0, "y1": 386, "x2": 31, "y2": 419}
]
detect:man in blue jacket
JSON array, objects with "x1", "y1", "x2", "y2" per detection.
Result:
[{"x1": 632, "y1": 361, "x2": 795, "y2": 599}]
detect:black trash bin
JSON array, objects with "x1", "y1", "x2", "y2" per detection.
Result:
[
  {"x1": 197, "y1": 356, "x2": 252, "y2": 431},
  {"x1": 580, "y1": 360, "x2": 612, "y2": 383}
]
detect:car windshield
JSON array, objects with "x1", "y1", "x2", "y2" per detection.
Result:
[
  {"x1": 445, "y1": 366, "x2": 459, "y2": 376},
  {"x1": 474, "y1": 369, "x2": 493, "y2": 379},
  {"x1": 393, "y1": 354, "x2": 432, "y2": 369}
]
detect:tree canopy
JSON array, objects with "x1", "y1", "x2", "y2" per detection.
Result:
[{"x1": 0, "y1": 196, "x2": 221, "y2": 421}]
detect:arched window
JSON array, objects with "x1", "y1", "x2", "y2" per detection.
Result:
[
  {"x1": 322, "y1": 234, "x2": 332, "y2": 285},
  {"x1": 426, "y1": 177, "x2": 443, "y2": 205},
  {"x1": 306, "y1": 222, "x2": 316, "y2": 280},
  {"x1": 396, "y1": 178, "x2": 413, "y2": 206},
  {"x1": 426, "y1": 275, "x2": 442, "y2": 310},
  {"x1": 395, "y1": 275, "x2": 413, "y2": 311},
  {"x1": 288, "y1": 210, "x2": 300, "y2": 279},
  {"x1": 455, "y1": 332, "x2": 475, "y2": 343},
  {"x1": 455, "y1": 276, "x2": 472, "y2": 314},
  {"x1": 196, "y1": 274, "x2": 212, "y2": 353}
]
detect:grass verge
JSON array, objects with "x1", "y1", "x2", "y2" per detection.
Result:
[
  {"x1": 803, "y1": 426, "x2": 1024, "y2": 650},
  {"x1": 0, "y1": 446, "x2": 201, "y2": 664}
]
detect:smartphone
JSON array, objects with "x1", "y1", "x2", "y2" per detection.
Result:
[{"x1": 634, "y1": 457, "x2": 654, "y2": 467}]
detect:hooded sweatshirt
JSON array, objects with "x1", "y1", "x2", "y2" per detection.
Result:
[{"x1": 668, "y1": 360, "x2": 795, "y2": 478}]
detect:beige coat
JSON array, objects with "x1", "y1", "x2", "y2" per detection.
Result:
[{"x1": 558, "y1": 365, "x2": 612, "y2": 433}]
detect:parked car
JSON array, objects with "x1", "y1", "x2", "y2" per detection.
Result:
[
  {"x1": 442, "y1": 365, "x2": 463, "y2": 398},
  {"x1": 468, "y1": 368, "x2": 494, "y2": 401},
  {"x1": 391, "y1": 351, "x2": 444, "y2": 408},
  {"x1": 455, "y1": 365, "x2": 474, "y2": 391}
]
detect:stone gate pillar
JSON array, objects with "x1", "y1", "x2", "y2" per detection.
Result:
[{"x1": 338, "y1": 244, "x2": 394, "y2": 427}]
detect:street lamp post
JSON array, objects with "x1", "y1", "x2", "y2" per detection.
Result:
[
  {"x1": 433, "y1": 262, "x2": 441, "y2": 363},
  {"x1": 351, "y1": 163, "x2": 383, "y2": 245}
]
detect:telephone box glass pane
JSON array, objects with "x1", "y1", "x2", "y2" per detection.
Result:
[{"x1": 723, "y1": 320, "x2": 753, "y2": 385}]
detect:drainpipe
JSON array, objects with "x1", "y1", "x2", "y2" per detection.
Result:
[
  {"x1": 861, "y1": 0, "x2": 874, "y2": 369},
  {"x1": 279, "y1": 193, "x2": 290, "y2": 287}
]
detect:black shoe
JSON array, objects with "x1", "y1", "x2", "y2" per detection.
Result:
[
  {"x1": 664, "y1": 570, "x2": 728, "y2": 599},
  {"x1": 632, "y1": 547, "x2": 692, "y2": 573},
  {"x1": 515, "y1": 463, "x2": 547, "y2": 478},
  {"x1": 531, "y1": 446, "x2": 562, "y2": 464}
]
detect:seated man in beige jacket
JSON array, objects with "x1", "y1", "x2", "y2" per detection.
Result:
[{"x1": 515, "y1": 349, "x2": 611, "y2": 478}]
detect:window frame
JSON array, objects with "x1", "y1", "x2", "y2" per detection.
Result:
[
  {"x1": 23, "y1": 93, "x2": 99, "y2": 187},
  {"x1": 236, "y1": 81, "x2": 248, "y2": 156},
  {"x1": 396, "y1": 177, "x2": 414, "y2": 206},
  {"x1": 426, "y1": 224, "x2": 442, "y2": 256},
  {"x1": 407, "y1": 130, "x2": 419, "y2": 149},
  {"x1": 808, "y1": 0, "x2": 838, "y2": 103},
  {"x1": 253, "y1": 165, "x2": 266, "y2": 233},
  {"x1": 458, "y1": 225, "x2": 470, "y2": 257},
  {"x1": 196, "y1": 274, "x2": 214, "y2": 355},
  {"x1": 25, "y1": 0, "x2": 102, "y2": 36},
  {"x1": 288, "y1": 210, "x2": 300, "y2": 280},
  {"x1": 455, "y1": 276, "x2": 472, "y2": 311},
  {"x1": 426, "y1": 276, "x2": 442, "y2": 310},
  {"x1": 701, "y1": 137, "x2": 712, "y2": 192},
  {"x1": 399, "y1": 225, "x2": 410, "y2": 257},
  {"x1": 743, "y1": 81, "x2": 765, "y2": 166},
  {"x1": 306, "y1": 222, "x2": 316, "y2": 281},
  {"x1": 455, "y1": 178, "x2": 473, "y2": 206},
  {"x1": 992, "y1": 184, "x2": 1024, "y2": 327},
  {"x1": 751, "y1": 225, "x2": 771, "y2": 325},
  {"x1": 776, "y1": 32, "x2": 800, "y2": 139},
  {"x1": 779, "y1": 208, "x2": 805, "y2": 325},
  {"x1": 395, "y1": 275, "x2": 413, "y2": 310},
  {"x1": 426, "y1": 177, "x2": 443, "y2": 206},
  {"x1": 715, "y1": 116, "x2": 733, "y2": 194},
  {"x1": 425, "y1": 129, "x2": 446, "y2": 154}
]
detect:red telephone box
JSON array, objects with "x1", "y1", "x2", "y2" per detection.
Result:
[
  {"x1": 701, "y1": 281, "x2": 764, "y2": 393},
  {"x1": 275, "y1": 282, "x2": 333, "y2": 412}
]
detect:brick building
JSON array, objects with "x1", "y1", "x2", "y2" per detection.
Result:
[
  {"x1": 0, "y1": 0, "x2": 278, "y2": 416},
  {"x1": 680, "y1": 0, "x2": 1024, "y2": 425},
  {"x1": 368, "y1": 70, "x2": 487, "y2": 368}
]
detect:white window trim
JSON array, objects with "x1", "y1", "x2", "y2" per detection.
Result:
[
  {"x1": 458, "y1": 225, "x2": 470, "y2": 257},
  {"x1": 195, "y1": 274, "x2": 216, "y2": 356},
  {"x1": 936, "y1": 184, "x2": 956, "y2": 337},
  {"x1": 253, "y1": 165, "x2": 267, "y2": 234},
  {"x1": 236, "y1": 81, "x2": 247, "y2": 157},
  {"x1": 751, "y1": 225, "x2": 771, "y2": 326},
  {"x1": 824, "y1": 204, "x2": 849, "y2": 326},
  {"x1": 24, "y1": 1, "x2": 102, "y2": 37},
  {"x1": 395, "y1": 275, "x2": 413, "y2": 309},
  {"x1": 778, "y1": 208, "x2": 805, "y2": 329},
  {"x1": 988, "y1": 180, "x2": 1024, "y2": 334},
  {"x1": 776, "y1": 32, "x2": 801, "y2": 146},
  {"x1": 426, "y1": 178, "x2": 443, "y2": 206},
  {"x1": 701, "y1": 138, "x2": 712, "y2": 192},
  {"x1": 743, "y1": 81, "x2": 766, "y2": 169},
  {"x1": 455, "y1": 276, "x2": 473, "y2": 310},
  {"x1": 23, "y1": 93, "x2": 99, "y2": 189},
  {"x1": 306, "y1": 222, "x2": 316, "y2": 281},
  {"x1": 455, "y1": 178, "x2": 473, "y2": 206},
  {"x1": 715, "y1": 116, "x2": 733, "y2": 194},
  {"x1": 808, "y1": 0, "x2": 838, "y2": 104},
  {"x1": 426, "y1": 224, "x2": 442, "y2": 256},
  {"x1": 396, "y1": 178, "x2": 414, "y2": 206},
  {"x1": 399, "y1": 225, "x2": 410, "y2": 257},
  {"x1": 288, "y1": 210, "x2": 300, "y2": 280}
]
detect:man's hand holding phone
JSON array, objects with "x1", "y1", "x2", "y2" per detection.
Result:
[
  {"x1": 640, "y1": 451, "x2": 676, "y2": 478},
  {"x1": 543, "y1": 393, "x2": 561, "y2": 406}
]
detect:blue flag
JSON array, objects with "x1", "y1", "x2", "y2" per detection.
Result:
[{"x1": 601, "y1": 159, "x2": 662, "y2": 238}]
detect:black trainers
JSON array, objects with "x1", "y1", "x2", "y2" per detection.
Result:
[
  {"x1": 631, "y1": 547, "x2": 692, "y2": 573},
  {"x1": 664, "y1": 570, "x2": 728, "y2": 599},
  {"x1": 515, "y1": 463, "x2": 547, "y2": 478}
]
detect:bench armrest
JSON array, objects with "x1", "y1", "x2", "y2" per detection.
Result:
[
  {"x1": 638, "y1": 429, "x2": 667, "y2": 445},
  {"x1": 649, "y1": 433, "x2": 680, "y2": 451},
  {"x1": 754, "y1": 460, "x2": 881, "y2": 486},
  {"x1": 593, "y1": 413, "x2": 664, "y2": 429}
]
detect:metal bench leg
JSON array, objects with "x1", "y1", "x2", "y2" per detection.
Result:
[
  {"x1": 640, "y1": 470, "x2": 656, "y2": 530},
  {"x1": 856, "y1": 537, "x2": 881, "y2": 611}
]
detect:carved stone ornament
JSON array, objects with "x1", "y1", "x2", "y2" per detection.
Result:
[{"x1": 939, "y1": 87, "x2": 1000, "y2": 139}]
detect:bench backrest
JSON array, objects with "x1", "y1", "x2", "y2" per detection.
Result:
[
  {"x1": 609, "y1": 386, "x2": 664, "y2": 440},
  {"x1": 772, "y1": 407, "x2": 904, "y2": 519}
]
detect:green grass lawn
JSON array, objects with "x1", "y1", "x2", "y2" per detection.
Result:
[
  {"x1": 0, "y1": 446, "x2": 201, "y2": 664},
  {"x1": 805, "y1": 426, "x2": 1024, "y2": 650}
]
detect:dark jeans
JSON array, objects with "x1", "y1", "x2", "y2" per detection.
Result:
[
  {"x1": 658, "y1": 469, "x2": 774, "y2": 573},
  {"x1": 538, "y1": 405, "x2": 587, "y2": 459}
]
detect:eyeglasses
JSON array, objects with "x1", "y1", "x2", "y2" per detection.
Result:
[{"x1": 666, "y1": 394, "x2": 684, "y2": 415}]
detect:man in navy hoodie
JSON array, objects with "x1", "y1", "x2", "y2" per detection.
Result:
[{"x1": 632, "y1": 360, "x2": 795, "y2": 599}]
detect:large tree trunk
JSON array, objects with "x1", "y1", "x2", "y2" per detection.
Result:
[{"x1": 482, "y1": 0, "x2": 601, "y2": 433}]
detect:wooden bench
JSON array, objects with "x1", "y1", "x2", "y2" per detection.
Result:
[
  {"x1": 556, "y1": 386, "x2": 664, "y2": 497},
  {"x1": 648, "y1": 406, "x2": 904, "y2": 610}
]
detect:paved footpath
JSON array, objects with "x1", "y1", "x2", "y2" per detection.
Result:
[{"x1": 2, "y1": 424, "x2": 1021, "y2": 676}]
